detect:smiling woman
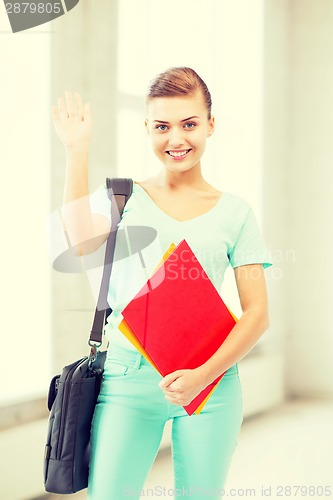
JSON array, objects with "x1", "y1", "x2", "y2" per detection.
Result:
[
  {"x1": 68, "y1": 67, "x2": 273, "y2": 499},
  {"x1": 49, "y1": 3, "x2": 272, "y2": 499}
]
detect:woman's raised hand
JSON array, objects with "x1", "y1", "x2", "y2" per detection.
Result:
[{"x1": 51, "y1": 91, "x2": 92, "y2": 149}]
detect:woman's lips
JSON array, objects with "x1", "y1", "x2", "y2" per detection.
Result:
[{"x1": 166, "y1": 149, "x2": 192, "y2": 160}]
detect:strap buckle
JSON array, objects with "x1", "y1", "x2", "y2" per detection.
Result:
[{"x1": 88, "y1": 340, "x2": 102, "y2": 368}]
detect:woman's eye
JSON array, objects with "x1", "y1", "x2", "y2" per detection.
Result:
[
  {"x1": 184, "y1": 122, "x2": 196, "y2": 129},
  {"x1": 156, "y1": 124, "x2": 168, "y2": 131}
]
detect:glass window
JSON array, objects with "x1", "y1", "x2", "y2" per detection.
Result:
[{"x1": 0, "y1": 22, "x2": 51, "y2": 404}]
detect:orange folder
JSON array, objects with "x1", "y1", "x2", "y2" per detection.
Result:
[{"x1": 119, "y1": 239, "x2": 238, "y2": 415}]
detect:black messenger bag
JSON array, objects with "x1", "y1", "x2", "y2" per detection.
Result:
[{"x1": 43, "y1": 177, "x2": 133, "y2": 494}]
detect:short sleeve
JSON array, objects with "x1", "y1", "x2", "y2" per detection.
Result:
[
  {"x1": 89, "y1": 181, "x2": 111, "y2": 224},
  {"x1": 228, "y1": 206, "x2": 273, "y2": 269}
]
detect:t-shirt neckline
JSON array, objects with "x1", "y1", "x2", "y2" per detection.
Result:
[{"x1": 133, "y1": 181, "x2": 225, "y2": 224}]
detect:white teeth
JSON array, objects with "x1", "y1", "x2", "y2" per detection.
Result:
[{"x1": 168, "y1": 150, "x2": 189, "y2": 157}]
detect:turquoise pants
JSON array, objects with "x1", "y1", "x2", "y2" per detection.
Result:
[{"x1": 88, "y1": 345, "x2": 243, "y2": 499}]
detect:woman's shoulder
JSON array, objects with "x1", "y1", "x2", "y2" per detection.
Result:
[
  {"x1": 220, "y1": 190, "x2": 253, "y2": 223},
  {"x1": 222, "y1": 190, "x2": 251, "y2": 207}
]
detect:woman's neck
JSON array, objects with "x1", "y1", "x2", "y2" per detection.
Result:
[{"x1": 151, "y1": 166, "x2": 207, "y2": 191}]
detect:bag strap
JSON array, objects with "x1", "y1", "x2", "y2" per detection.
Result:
[{"x1": 89, "y1": 177, "x2": 133, "y2": 347}]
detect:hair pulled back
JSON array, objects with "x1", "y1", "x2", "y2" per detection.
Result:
[{"x1": 146, "y1": 67, "x2": 212, "y2": 119}]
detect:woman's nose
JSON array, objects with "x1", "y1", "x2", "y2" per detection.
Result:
[{"x1": 168, "y1": 128, "x2": 185, "y2": 147}]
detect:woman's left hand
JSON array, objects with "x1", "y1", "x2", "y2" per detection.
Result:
[{"x1": 158, "y1": 368, "x2": 207, "y2": 407}]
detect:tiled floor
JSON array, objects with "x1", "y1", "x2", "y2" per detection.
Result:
[{"x1": 45, "y1": 397, "x2": 333, "y2": 500}]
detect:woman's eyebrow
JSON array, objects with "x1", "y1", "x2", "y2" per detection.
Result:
[{"x1": 153, "y1": 116, "x2": 200, "y2": 124}]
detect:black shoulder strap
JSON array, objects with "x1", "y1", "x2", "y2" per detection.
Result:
[{"x1": 89, "y1": 177, "x2": 133, "y2": 345}]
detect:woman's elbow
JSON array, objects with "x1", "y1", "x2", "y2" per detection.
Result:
[
  {"x1": 248, "y1": 308, "x2": 269, "y2": 332},
  {"x1": 260, "y1": 313, "x2": 270, "y2": 332}
]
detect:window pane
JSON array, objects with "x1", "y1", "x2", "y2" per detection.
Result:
[
  {"x1": 117, "y1": 0, "x2": 216, "y2": 97},
  {"x1": 0, "y1": 25, "x2": 51, "y2": 403}
]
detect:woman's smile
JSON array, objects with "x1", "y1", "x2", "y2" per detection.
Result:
[{"x1": 166, "y1": 148, "x2": 192, "y2": 160}]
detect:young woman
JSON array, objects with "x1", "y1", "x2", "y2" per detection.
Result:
[{"x1": 52, "y1": 67, "x2": 272, "y2": 499}]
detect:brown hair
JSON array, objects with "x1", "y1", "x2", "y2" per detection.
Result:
[{"x1": 146, "y1": 67, "x2": 212, "y2": 119}]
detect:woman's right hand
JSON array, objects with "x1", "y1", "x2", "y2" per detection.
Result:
[{"x1": 51, "y1": 91, "x2": 92, "y2": 150}]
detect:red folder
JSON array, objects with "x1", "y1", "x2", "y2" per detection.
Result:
[{"x1": 120, "y1": 239, "x2": 237, "y2": 415}]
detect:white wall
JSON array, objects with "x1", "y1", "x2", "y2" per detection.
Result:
[
  {"x1": 262, "y1": 0, "x2": 291, "y2": 380},
  {"x1": 284, "y1": 0, "x2": 333, "y2": 397}
]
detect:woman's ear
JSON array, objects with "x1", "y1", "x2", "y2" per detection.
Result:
[
  {"x1": 208, "y1": 115, "x2": 215, "y2": 137},
  {"x1": 145, "y1": 118, "x2": 150, "y2": 135}
]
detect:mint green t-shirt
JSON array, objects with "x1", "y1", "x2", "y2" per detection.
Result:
[{"x1": 90, "y1": 181, "x2": 273, "y2": 351}]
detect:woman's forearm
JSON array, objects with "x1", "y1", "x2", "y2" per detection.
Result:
[
  {"x1": 197, "y1": 310, "x2": 269, "y2": 386},
  {"x1": 61, "y1": 144, "x2": 95, "y2": 254}
]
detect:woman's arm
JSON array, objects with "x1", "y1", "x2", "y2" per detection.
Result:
[
  {"x1": 52, "y1": 91, "x2": 110, "y2": 256},
  {"x1": 159, "y1": 263, "x2": 270, "y2": 406}
]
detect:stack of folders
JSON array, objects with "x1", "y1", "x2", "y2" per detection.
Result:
[{"x1": 118, "y1": 239, "x2": 238, "y2": 416}]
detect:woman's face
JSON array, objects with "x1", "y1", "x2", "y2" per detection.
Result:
[{"x1": 145, "y1": 90, "x2": 215, "y2": 174}]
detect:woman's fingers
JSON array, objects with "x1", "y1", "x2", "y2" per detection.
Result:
[
  {"x1": 74, "y1": 92, "x2": 84, "y2": 120},
  {"x1": 51, "y1": 91, "x2": 92, "y2": 147},
  {"x1": 57, "y1": 96, "x2": 68, "y2": 120},
  {"x1": 55, "y1": 91, "x2": 80, "y2": 120},
  {"x1": 65, "y1": 90, "x2": 75, "y2": 117}
]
